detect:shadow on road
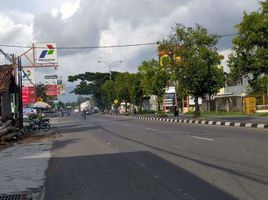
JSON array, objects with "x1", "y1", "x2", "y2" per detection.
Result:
[{"x1": 44, "y1": 151, "x2": 238, "y2": 200}]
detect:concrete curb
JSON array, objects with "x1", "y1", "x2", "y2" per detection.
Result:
[{"x1": 133, "y1": 116, "x2": 268, "y2": 129}]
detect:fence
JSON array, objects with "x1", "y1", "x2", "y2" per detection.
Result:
[{"x1": 202, "y1": 95, "x2": 268, "y2": 113}]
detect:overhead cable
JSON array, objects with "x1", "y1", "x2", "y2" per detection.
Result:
[
  {"x1": 0, "y1": 42, "x2": 157, "y2": 49},
  {"x1": 0, "y1": 33, "x2": 237, "y2": 50}
]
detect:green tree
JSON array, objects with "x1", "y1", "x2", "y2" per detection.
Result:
[
  {"x1": 129, "y1": 73, "x2": 144, "y2": 112},
  {"x1": 35, "y1": 84, "x2": 48, "y2": 102},
  {"x1": 114, "y1": 72, "x2": 133, "y2": 112},
  {"x1": 160, "y1": 24, "x2": 224, "y2": 117},
  {"x1": 68, "y1": 72, "x2": 113, "y2": 110},
  {"x1": 100, "y1": 80, "x2": 116, "y2": 110},
  {"x1": 248, "y1": 75, "x2": 268, "y2": 95},
  {"x1": 229, "y1": 1, "x2": 268, "y2": 87},
  {"x1": 138, "y1": 59, "x2": 169, "y2": 111},
  {"x1": 58, "y1": 101, "x2": 65, "y2": 109}
]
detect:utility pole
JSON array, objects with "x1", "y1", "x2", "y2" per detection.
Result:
[{"x1": 17, "y1": 57, "x2": 23, "y2": 129}]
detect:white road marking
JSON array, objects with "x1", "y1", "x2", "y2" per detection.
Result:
[
  {"x1": 188, "y1": 136, "x2": 215, "y2": 141},
  {"x1": 139, "y1": 162, "x2": 145, "y2": 167},
  {"x1": 145, "y1": 128, "x2": 158, "y2": 131},
  {"x1": 107, "y1": 142, "x2": 111, "y2": 145},
  {"x1": 123, "y1": 123, "x2": 132, "y2": 126}
]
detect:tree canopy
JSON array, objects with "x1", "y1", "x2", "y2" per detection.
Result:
[
  {"x1": 138, "y1": 59, "x2": 169, "y2": 111},
  {"x1": 228, "y1": 1, "x2": 268, "y2": 86},
  {"x1": 68, "y1": 72, "x2": 111, "y2": 109},
  {"x1": 159, "y1": 24, "x2": 224, "y2": 116}
]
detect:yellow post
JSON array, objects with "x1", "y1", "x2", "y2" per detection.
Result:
[{"x1": 244, "y1": 97, "x2": 256, "y2": 114}]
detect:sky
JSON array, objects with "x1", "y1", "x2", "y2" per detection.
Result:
[{"x1": 0, "y1": 0, "x2": 261, "y2": 102}]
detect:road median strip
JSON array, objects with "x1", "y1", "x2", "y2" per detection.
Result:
[{"x1": 131, "y1": 116, "x2": 268, "y2": 129}]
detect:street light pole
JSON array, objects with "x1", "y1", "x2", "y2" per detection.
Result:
[
  {"x1": 97, "y1": 60, "x2": 122, "y2": 113},
  {"x1": 97, "y1": 60, "x2": 122, "y2": 81}
]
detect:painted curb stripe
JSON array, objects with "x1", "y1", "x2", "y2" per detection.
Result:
[{"x1": 134, "y1": 116, "x2": 267, "y2": 129}]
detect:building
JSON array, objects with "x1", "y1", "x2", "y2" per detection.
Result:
[
  {"x1": 0, "y1": 65, "x2": 17, "y2": 117},
  {"x1": 202, "y1": 76, "x2": 248, "y2": 112}
]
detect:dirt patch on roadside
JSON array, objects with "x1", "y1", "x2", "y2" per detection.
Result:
[{"x1": 0, "y1": 131, "x2": 60, "y2": 152}]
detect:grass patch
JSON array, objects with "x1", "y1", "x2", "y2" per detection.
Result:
[
  {"x1": 183, "y1": 111, "x2": 268, "y2": 117},
  {"x1": 255, "y1": 112, "x2": 268, "y2": 117}
]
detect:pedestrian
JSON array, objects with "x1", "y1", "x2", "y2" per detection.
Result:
[
  {"x1": 82, "y1": 110, "x2": 86, "y2": 120},
  {"x1": 174, "y1": 106, "x2": 179, "y2": 117}
]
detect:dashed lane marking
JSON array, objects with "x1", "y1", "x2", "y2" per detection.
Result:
[
  {"x1": 123, "y1": 123, "x2": 132, "y2": 126},
  {"x1": 145, "y1": 128, "x2": 158, "y2": 131},
  {"x1": 139, "y1": 162, "x2": 145, "y2": 167},
  {"x1": 188, "y1": 136, "x2": 215, "y2": 141}
]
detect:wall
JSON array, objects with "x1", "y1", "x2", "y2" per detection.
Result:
[
  {"x1": 202, "y1": 96, "x2": 243, "y2": 112},
  {"x1": 0, "y1": 91, "x2": 12, "y2": 117}
]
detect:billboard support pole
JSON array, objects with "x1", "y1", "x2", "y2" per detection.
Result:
[
  {"x1": 17, "y1": 56, "x2": 23, "y2": 129},
  {"x1": 32, "y1": 43, "x2": 36, "y2": 66}
]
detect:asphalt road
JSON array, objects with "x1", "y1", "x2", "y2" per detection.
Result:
[{"x1": 44, "y1": 114, "x2": 268, "y2": 200}]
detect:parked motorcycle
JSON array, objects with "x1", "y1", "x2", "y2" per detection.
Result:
[{"x1": 24, "y1": 119, "x2": 50, "y2": 133}]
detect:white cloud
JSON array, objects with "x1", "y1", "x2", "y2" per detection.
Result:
[
  {"x1": 0, "y1": 0, "x2": 262, "y2": 102},
  {"x1": 0, "y1": 11, "x2": 33, "y2": 57},
  {"x1": 219, "y1": 49, "x2": 233, "y2": 73},
  {"x1": 60, "y1": 0, "x2": 80, "y2": 20},
  {"x1": 0, "y1": 14, "x2": 14, "y2": 34}
]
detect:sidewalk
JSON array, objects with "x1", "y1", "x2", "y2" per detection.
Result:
[
  {"x1": 0, "y1": 117, "x2": 60, "y2": 199},
  {"x1": 0, "y1": 139, "x2": 52, "y2": 199}
]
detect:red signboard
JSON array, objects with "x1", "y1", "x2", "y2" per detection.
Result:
[
  {"x1": 22, "y1": 87, "x2": 30, "y2": 103},
  {"x1": 22, "y1": 86, "x2": 36, "y2": 105},
  {"x1": 46, "y1": 84, "x2": 58, "y2": 96}
]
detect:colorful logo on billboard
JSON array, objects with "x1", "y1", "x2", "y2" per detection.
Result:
[
  {"x1": 39, "y1": 44, "x2": 55, "y2": 58},
  {"x1": 22, "y1": 68, "x2": 35, "y2": 86},
  {"x1": 23, "y1": 69, "x2": 31, "y2": 78},
  {"x1": 35, "y1": 43, "x2": 57, "y2": 64}
]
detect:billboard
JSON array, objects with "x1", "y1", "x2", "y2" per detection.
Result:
[
  {"x1": 35, "y1": 43, "x2": 57, "y2": 64},
  {"x1": 46, "y1": 84, "x2": 58, "y2": 96},
  {"x1": 22, "y1": 86, "x2": 36, "y2": 104},
  {"x1": 22, "y1": 68, "x2": 35, "y2": 86},
  {"x1": 57, "y1": 84, "x2": 65, "y2": 95},
  {"x1": 158, "y1": 45, "x2": 182, "y2": 67},
  {"x1": 45, "y1": 75, "x2": 58, "y2": 85}
]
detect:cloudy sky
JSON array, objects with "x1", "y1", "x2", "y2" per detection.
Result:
[{"x1": 0, "y1": 0, "x2": 260, "y2": 102}]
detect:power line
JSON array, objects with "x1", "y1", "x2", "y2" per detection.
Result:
[
  {"x1": 0, "y1": 33, "x2": 237, "y2": 50},
  {"x1": 0, "y1": 42, "x2": 157, "y2": 49},
  {"x1": 218, "y1": 33, "x2": 237, "y2": 37}
]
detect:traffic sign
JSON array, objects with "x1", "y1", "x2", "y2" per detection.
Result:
[
  {"x1": 114, "y1": 99, "x2": 119, "y2": 105},
  {"x1": 37, "y1": 97, "x2": 43, "y2": 102}
]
